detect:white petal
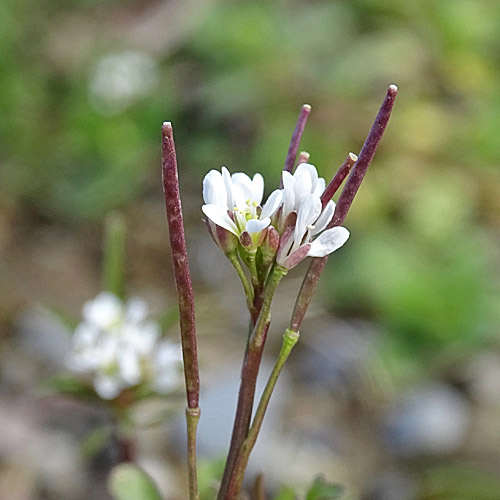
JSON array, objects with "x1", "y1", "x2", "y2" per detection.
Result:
[
  {"x1": 294, "y1": 163, "x2": 318, "y2": 195},
  {"x1": 83, "y1": 292, "x2": 123, "y2": 331},
  {"x1": 94, "y1": 374, "x2": 123, "y2": 399},
  {"x1": 260, "y1": 189, "x2": 283, "y2": 219},
  {"x1": 231, "y1": 179, "x2": 251, "y2": 208},
  {"x1": 121, "y1": 322, "x2": 158, "y2": 353},
  {"x1": 72, "y1": 322, "x2": 99, "y2": 349},
  {"x1": 307, "y1": 227, "x2": 350, "y2": 257},
  {"x1": 202, "y1": 204, "x2": 239, "y2": 235},
  {"x1": 245, "y1": 217, "x2": 270, "y2": 234},
  {"x1": 311, "y1": 200, "x2": 335, "y2": 236},
  {"x1": 281, "y1": 171, "x2": 296, "y2": 216},
  {"x1": 314, "y1": 177, "x2": 326, "y2": 196},
  {"x1": 125, "y1": 297, "x2": 148, "y2": 323},
  {"x1": 294, "y1": 194, "x2": 321, "y2": 248},
  {"x1": 203, "y1": 170, "x2": 227, "y2": 207},
  {"x1": 152, "y1": 342, "x2": 183, "y2": 393},
  {"x1": 231, "y1": 172, "x2": 252, "y2": 187},
  {"x1": 221, "y1": 167, "x2": 234, "y2": 208},
  {"x1": 117, "y1": 348, "x2": 141, "y2": 385},
  {"x1": 293, "y1": 168, "x2": 312, "y2": 202},
  {"x1": 251, "y1": 173, "x2": 264, "y2": 205}
]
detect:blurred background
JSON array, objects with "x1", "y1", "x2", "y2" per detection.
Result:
[{"x1": 1, "y1": 0, "x2": 500, "y2": 498}]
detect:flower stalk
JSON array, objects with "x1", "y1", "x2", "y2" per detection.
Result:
[
  {"x1": 227, "y1": 251, "x2": 255, "y2": 310},
  {"x1": 162, "y1": 122, "x2": 200, "y2": 500},
  {"x1": 281, "y1": 104, "x2": 312, "y2": 185}
]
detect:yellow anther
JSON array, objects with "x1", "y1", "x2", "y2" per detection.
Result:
[{"x1": 252, "y1": 201, "x2": 258, "y2": 207}]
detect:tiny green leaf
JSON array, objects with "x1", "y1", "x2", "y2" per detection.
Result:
[
  {"x1": 41, "y1": 374, "x2": 97, "y2": 399},
  {"x1": 109, "y1": 464, "x2": 163, "y2": 500},
  {"x1": 305, "y1": 476, "x2": 345, "y2": 500}
]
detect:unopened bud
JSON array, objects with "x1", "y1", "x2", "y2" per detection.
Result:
[
  {"x1": 205, "y1": 219, "x2": 238, "y2": 253},
  {"x1": 280, "y1": 211, "x2": 297, "y2": 234},
  {"x1": 278, "y1": 243, "x2": 311, "y2": 270},
  {"x1": 261, "y1": 226, "x2": 280, "y2": 267},
  {"x1": 239, "y1": 230, "x2": 253, "y2": 248}
]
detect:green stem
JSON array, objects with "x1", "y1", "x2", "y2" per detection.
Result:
[
  {"x1": 249, "y1": 265, "x2": 286, "y2": 347},
  {"x1": 247, "y1": 251, "x2": 261, "y2": 292},
  {"x1": 226, "y1": 329, "x2": 300, "y2": 499},
  {"x1": 227, "y1": 251, "x2": 254, "y2": 312},
  {"x1": 186, "y1": 407, "x2": 201, "y2": 500}
]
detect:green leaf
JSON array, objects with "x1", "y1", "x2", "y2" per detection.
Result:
[
  {"x1": 305, "y1": 476, "x2": 345, "y2": 500},
  {"x1": 109, "y1": 464, "x2": 163, "y2": 500}
]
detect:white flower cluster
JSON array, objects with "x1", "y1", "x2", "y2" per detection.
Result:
[
  {"x1": 202, "y1": 163, "x2": 350, "y2": 269},
  {"x1": 67, "y1": 292, "x2": 183, "y2": 400}
]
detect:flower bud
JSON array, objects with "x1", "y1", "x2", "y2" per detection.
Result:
[
  {"x1": 278, "y1": 243, "x2": 311, "y2": 270},
  {"x1": 205, "y1": 219, "x2": 238, "y2": 254},
  {"x1": 239, "y1": 230, "x2": 253, "y2": 249},
  {"x1": 260, "y1": 226, "x2": 279, "y2": 267}
]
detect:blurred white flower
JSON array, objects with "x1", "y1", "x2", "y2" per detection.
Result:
[
  {"x1": 67, "y1": 292, "x2": 182, "y2": 400},
  {"x1": 89, "y1": 51, "x2": 158, "y2": 115}
]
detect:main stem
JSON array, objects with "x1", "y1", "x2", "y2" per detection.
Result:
[
  {"x1": 218, "y1": 266, "x2": 286, "y2": 500},
  {"x1": 226, "y1": 328, "x2": 299, "y2": 499}
]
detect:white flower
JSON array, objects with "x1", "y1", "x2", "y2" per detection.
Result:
[
  {"x1": 67, "y1": 292, "x2": 182, "y2": 400},
  {"x1": 280, "y1": 163, "x2": 326, "y2": 224},
  {"x1": 202, "y1": 167, "x2": 282, "y2": 243},
  {"x1": 151, "y1": 341, "x2": 183, "y2": 393},
  {"x1": 89, "y1": 51, "x2": 159, "y2": 115},
  {"x1": 277, "y1": 194, "x2": 350, "y2": 269}
]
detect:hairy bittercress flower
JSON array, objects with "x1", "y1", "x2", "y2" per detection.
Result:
[
  {"x1": 202, "y1": 167, "x2": 282, "y2": 249},
  {"x1": 202, "y1": 163, "x2": 349, "y2": 269}
]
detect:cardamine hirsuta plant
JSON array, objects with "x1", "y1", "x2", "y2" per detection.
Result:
[{"x1": 162, "y1": 85, "x2": 398, "y2": 500}]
